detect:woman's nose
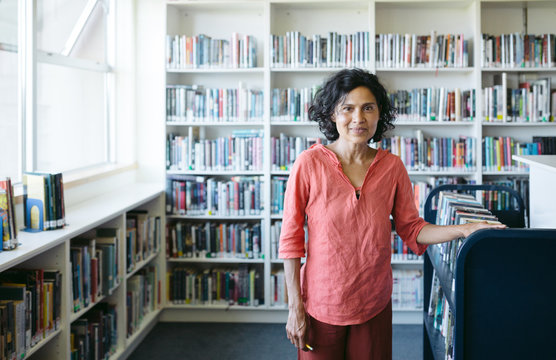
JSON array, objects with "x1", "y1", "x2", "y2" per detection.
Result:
[{"x1": 352, "y1": 108, "x2": 364, "y2": 122}]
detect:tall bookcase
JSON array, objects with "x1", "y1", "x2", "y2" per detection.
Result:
[
  {"x1": 0, "y1": 184, "x2": 165, "y2": 360},
  {"x1": 160, "y1": 0, "x2": 556, "y2": 325}
]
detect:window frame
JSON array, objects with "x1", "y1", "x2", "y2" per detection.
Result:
[{"x1": 11, "y1": 0, "x2": 117, "y2": 181}]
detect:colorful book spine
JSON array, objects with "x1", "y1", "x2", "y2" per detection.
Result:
[
  {"x1": 70, "y1": 303, "x2": 118, "y2": 360},
  {"x1": 166, "y1": 85, "x2": 264, "y2": 123},
  {"x1": 125, "y1": 212, "x2": 162, "y2": 274},
  {"x1": 271, "y1": 177, "x2": 289, "y2": 215},
  {"x1": 482, "y1": 77, "x2": 552, "y2": 123},
  {"x1": 167, "y1": 130, "x2": 264, "y2": 171},
  {"x1": 23, "y1": 173, "x2": 66, "y2": 233},
  {"x1": 392, "y1": 269, "x2": 424, "y2": 309},
  {"x1": 270, "y1": 31, "x2": 370, "y2": 68},
  {"x1": 390, "y1": 87, "x2": 475, "y2": 122},
  {"x1": 481, "y1": 33, "x2": 556, "y2": 68},
  {"x1": 482, "y1": 136, "x2": 544, "y2": 172},
  {"x1": 378, "y1": 134, "x2": 476, "y2": 172},
  {"x1": 127, "y1": 266, "x2": 160, "y2": 338},
  {"x1": 166, "y1": 33, "x2": 257, "y2": 69},
  {"x1": 167, "y1": 265, "x2": 263, "y2": 307},
  {"x1": 270, "y1": 86, "x2": 320, "y2": 122},
  {"x1": 166, "y1": 221, "x2": 262, "y2": 259},
  {"x1": 391, "y1": 233, "x2": 421, "y2": 261},
  {"x1": 271, "y1": 135, "x2": 328, "y2": 171},
  {"x1": 167, "y1": 175, "x2": 263, "y2": 216},
  {"x1": 0, "y1": 178, "x2": 18, "y2": 251},
  {"x1": 0, "y1": 269, "x2": 62, "y2": 351},
  {"x1": 376, "y1": 32, "x2": 469, "y2": 68},
  {"x1": 270, "y1": 269, "x2": 287, "y2": 307}
]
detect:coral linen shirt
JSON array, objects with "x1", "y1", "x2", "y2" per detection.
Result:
[{"x1": 278, "y1": 144, "x2": 429, "y2": 326}]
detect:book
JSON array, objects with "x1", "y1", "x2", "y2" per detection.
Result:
[
  {"x1": 96, "y1": 228, "x2": 120, "y2": 292},
  {"x1": 23, "y1": 173, "x2": 47, "y2": 232},
  {"x1": 0, "y1": 178, "x2": 18, "y2": 250}
]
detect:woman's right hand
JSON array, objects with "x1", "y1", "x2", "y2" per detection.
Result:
[{"x1": 286, "y1": 304, "x2": 308, "y2": 351}]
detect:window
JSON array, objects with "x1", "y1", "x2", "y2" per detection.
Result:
[
  {"x1": 0, "y1": 0, "x2": 114, "y2": 179},
  {"x1": 35, "y1": 0, "x2": 113, "y2": 173},
  {"x1": 0, "y1": 0, "x2": 20, "y2": 181}
]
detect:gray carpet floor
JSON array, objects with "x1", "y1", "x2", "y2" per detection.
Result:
[{"x1": 128, "y1": 323, "x2": 422, "y2": 360}]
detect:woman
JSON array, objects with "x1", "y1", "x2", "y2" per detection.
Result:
[{"x1": 278, "y1": 68, "x2": 505, "y2": 360}]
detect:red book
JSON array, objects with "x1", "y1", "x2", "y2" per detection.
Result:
[{"x1": 180, "y1": 182, "x2": 186, "y2": 213}]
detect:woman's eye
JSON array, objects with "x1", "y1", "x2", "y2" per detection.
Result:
[{"x1": 365, "y1": 105, "x2": 376, "y2": 111}]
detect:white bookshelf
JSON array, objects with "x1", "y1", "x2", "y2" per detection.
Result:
[
  {"x1": 0, "y1": 184, "x2": 165, "y2": 360},
  {"x1": 138, "y1": 0, "x2": 556, "y2": 331}
]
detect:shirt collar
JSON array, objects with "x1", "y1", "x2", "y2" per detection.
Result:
[{"x1": 310, "y1": 143, "x2": 388, "y2": 167}]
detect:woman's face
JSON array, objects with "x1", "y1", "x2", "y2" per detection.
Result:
[{"x1": 332, "y1": 86, "x2": 380, "y2": 145}]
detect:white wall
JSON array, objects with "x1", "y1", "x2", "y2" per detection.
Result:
[{"x1": 134, "y1": 0, "x2": 166, "y2": 184}]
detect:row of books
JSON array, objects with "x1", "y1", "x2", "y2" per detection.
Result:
[
  {"x1": 127, "y1": 266, "x2": 160, "y2": 338},
  {"x1": 412, "y1": 177, "x2": 476, "y2": 218},
  {"x1": 270, "y1": 178, "x2": 288, "y2": 215},
  {"x1": 428, "y1": 191, "x2": 503, "y2": 359},
  {"x1": 271, "y1": 135, "x2": 327, "y2": 171},
  {"x1": 270, "y1": 31, "x2": 371, "y2": 68},
  {"x1": 165, "y1": 85, "x2": 264, "y2": 123},
  {"x1": 0, "y1": 269, "x2": 62, "y2": 359},
  {"x1": 390, "y1": 88, "x2": 476, "y2": 122},
  {"x1": 481, "y1": 33, "x2": 556, "y2": 68},
  {"x1": 392, "y1": 269, "x2": 424, "y2": 310},
  {"x1": 167, "y1": 266, "x2": 263, "y2": 306},
  {"x1": 166, "y1": 221, "x2": 262, "y2": 260},
  {"x1": 375, "y1": 32, "x2": 469, "y2": 68},
  {"x1": 377, "y1": 133, "x2": 476, "y2": 171},
  {"x1": 165, "y1": 81, "x2": 552, "y2": 124},
  {"x1": 0, "y1": 178, "x2": 17, "y2": 251},
  {"x1": 482, "y1": 136, "x2": 549, "y2": 172},
  {"x1": 126, "y1": 211, "x2": 162, "y2": 274},
  {"x1": 270, "y1": 87, "x2": 319, "y2": 122},
  {"x1": 484, "y1": 179, "x2": 530, "y2": 223},
  {"x1": 531, "y1": 136, "x2": 556, "y2": 155},
  {"x1": 413, "y1": 177, "x2": 529, "y2": 220},
  {"x1": 482, "y1": 73, "x2": 553, "y2": 122},
  {"x1": 269, "y1": 221, "x2": 307, "y2": 261},
  {"x1": 23, "y1": 172, "x2": 66, "y2": 232},
  {"x1": 166, "y1": 130, "x2": 264, "y2": 172},
  {"x1": 70, "y1": 303, "x2": 117, "y2": 360},
  {"x1": 391, "y1": 233, "x2": 421, "y2": 261},
  {"x1": 435, "y1": 191, "x2": 501, "y2": 278},
  {"x1": 270, "y1": 270, "x2": 288, "y2": 307},
  {"x1": 428, "y1": 271, "x2": 454, "y2": 360},
  {"x1": 165, "y1": 31, "x2": 553, "y2": 70},
  {"x1": 166, "y1": 175, "x2": 264, "y2": 217},
  {"x1": 166, "y1": 33, "x2": 258, "y2": 69},
  {"x1": 70, "y1": 230, "x2": 120, "y2": 313}
]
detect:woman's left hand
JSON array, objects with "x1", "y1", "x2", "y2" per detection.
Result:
[{"x1": 459, "y1": 221, "x2": 507, "y2": 238}]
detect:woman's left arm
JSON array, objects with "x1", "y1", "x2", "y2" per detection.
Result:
[{"x1": 416, "y1": 222, "x2": 506, "y2": 245}]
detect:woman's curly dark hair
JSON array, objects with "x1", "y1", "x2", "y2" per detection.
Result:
[{"x1": 309, "y1": 68, "x2": 396, "y2": 143}]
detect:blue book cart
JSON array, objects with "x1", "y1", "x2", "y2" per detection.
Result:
[{"x1": 422, "y1": 185, "x2": 556, "y2": 359}]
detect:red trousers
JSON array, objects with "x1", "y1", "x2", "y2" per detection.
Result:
[{"x1": 298, "y1": 300, "x2": 392, "y2": 360}]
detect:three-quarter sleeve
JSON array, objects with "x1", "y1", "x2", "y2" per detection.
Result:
[
  {"x1": 278, "y1": 152, "x2": 311, "y2": 259},
  {"x1": 391, "y1": 157, "x2": 429, "y2": 256}
]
